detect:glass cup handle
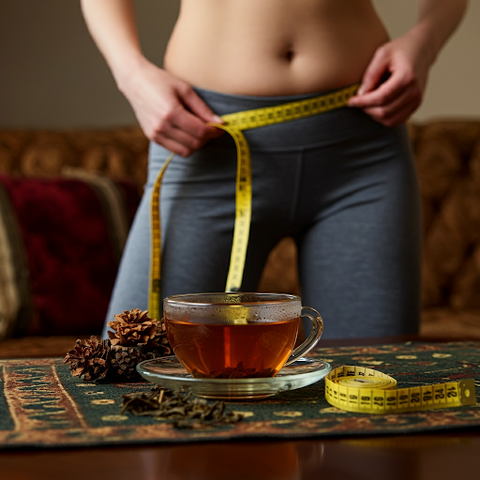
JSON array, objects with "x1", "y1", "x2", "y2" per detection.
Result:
[{"x1": 284, "y1": 306, "x2": 324, "y2": 366}]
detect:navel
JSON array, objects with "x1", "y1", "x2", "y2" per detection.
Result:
[{"x1": 285, "y1": 49, "x2": 295, "y2": 63}]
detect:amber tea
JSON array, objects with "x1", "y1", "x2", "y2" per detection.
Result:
[
  {"x1": 165, "y1": 316, "x2": 300, "y2": 378},
  {"x1": 163, "y1": 292, "x2": 324, "y2": 380}
]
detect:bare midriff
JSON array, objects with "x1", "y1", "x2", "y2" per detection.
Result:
[{"x1": 164, "y1": 0, "x2": 389, "y2": 96}]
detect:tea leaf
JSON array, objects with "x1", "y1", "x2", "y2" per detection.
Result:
[{"x1": 120, "y1": 387, "x2": 243, "y2": 429}]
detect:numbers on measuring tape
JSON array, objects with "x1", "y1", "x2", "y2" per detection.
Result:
[
  {"x1": 447, "y1": 386, "x2": 458, "y2": 398},
  {"x1": 325, "y1": 366, "x2": 476, "y2": 414}
]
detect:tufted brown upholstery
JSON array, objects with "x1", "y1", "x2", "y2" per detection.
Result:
[
  {"x1": 411, "y1": 121, "x2": 480, "y2": 339},
  {"x1": 0, "y1": 127, "x2": 149, "y2": 192},
  {"x1": 1, "y1": 121, "x2": 480, "y2": 341}
]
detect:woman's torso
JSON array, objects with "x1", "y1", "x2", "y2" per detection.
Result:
[{"x1": 164, "y1": 0, "x2": 389, "y2": 96}]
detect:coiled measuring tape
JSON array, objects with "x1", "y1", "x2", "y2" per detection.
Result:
[
  {"x1": 325, "y1": 365, "x2": 477, "y2": 414},
  {"x1": 148, "y1": 83, "x2": 360, "y2": 320}
]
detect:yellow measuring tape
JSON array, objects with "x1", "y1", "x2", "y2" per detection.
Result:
[
  {"x1": 148, "y1": 83, "x2": 360, "y2": 321},
  {"x1": 325, "y1": 365, "x2": 477, "y2": 414}
]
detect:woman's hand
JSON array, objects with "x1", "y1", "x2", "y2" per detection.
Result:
[
  {"x1": 79, "y1": 0, "x2": 223, "y2": 156},
  {"x1": 118, "y1": 58, "x2": 224, "y2": 157},
  {"x1": 348, "y1": 0, "x2": 468, "y2": 127},
  {"x1": 348, "y1": 31, "x2": 431, "y2": 127}
]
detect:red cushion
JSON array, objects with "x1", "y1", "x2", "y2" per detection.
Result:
[{"x1": 0, "y1": 174, "x2": 140, "y2": 338}]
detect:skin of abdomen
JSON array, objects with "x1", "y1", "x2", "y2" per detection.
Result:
[{"x1": 164, "y1": 0, "x2": 389, "y2": 95}]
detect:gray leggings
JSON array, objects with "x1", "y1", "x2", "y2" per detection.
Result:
[{"x1": 103, "y1": 87, "x2": 422, "y2": 340}]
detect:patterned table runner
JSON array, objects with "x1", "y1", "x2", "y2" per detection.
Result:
[{"x1": 1, "y1": 341, "x2": 480, "y2": 449}]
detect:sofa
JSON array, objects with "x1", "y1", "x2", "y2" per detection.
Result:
[{"x1": 1, "y1": 120, "x2": 480, "y2": 357}]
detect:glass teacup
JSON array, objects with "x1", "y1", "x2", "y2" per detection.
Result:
[{"x1": 163, "y1": 292, "x2": 324, "y2": 379}]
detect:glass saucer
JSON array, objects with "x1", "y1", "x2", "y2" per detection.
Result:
[{"x1": 136, "y1": 356, "x2": 332, "y2": 401}]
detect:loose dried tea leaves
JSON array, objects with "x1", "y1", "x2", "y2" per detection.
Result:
[{"x1": 120, "y1": 387, "x2": 243, "y2": 429}]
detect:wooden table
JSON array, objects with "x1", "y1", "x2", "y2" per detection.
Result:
[{"x1": 1, "y1": 335, "x2": 478, "y2": 480}]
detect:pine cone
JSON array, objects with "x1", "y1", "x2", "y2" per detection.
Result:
[
  {"x1": 147, "y1": 318, "x2": 172, "y2": 357},
  {"x1": 136, "y1": 317, "x2": 172, "y2": 358},
  {"x1": 64, "y1": 336, "x2": 111, "y2": 381},
  {"x1": 109, "y1": 345, "x2": 145, "y2": 381},
  {"x1": 107, "y1": 308, "x2": 158, "y2": 347}
]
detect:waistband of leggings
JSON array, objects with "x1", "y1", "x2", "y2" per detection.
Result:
[
  {"x1": 184, "y1": 83, "x2": 390, "y2": 151},
  {"x1": 193, "y1": 83, "x2": 361, "y2": 117}
]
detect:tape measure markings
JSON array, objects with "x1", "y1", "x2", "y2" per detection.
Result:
[
  {"x1": 148, "y1": 152, "x2": 174, "y2": 321},
  {"x1": 209, "y1": 124, "x2": 252, "y2": 293},
  {"x1": 148, "y1": 83, "x2": 359, "y2": 320},
  {"x1": 325, "y1": 365, "x2": 476, "y2": 414}
]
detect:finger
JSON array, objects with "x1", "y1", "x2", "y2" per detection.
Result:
[
  {"x1": 153, "y1": 114, "x2": 205, "y2": 154},
  {"x1": 367, "y1": 81, "x2": 420, "y2": 119},
  {"x1": 180, "y1": 86, "x2": 223, "y2": 124},
  {"x1": 361, "y1": 90, "x2": 410, "y2": 122},
  {"x1": 159, "y1": 129, "x2": 224, "y2": 157},
  {"x1": 363, "y1": 95, "x2": 419, "y2": 127},
  {"x1": 170, "y1": 105, "x2": 223, "y2": 142},
  {"x1": 357, "y1": 47, "x2": 391, "y2": 96},
  {"x1": 154, "y1": 114, "x2": 224, "y2": 156},
  {"x1": 204, "y1": 125, "x2": 225, "y2": 140},
  {"x1": 152, "y1": 132, "x2": 194, "y2": 157},
  {"x1": 385, "y1": 97, "x2": 420, "y2": 126},
  {"x1": 349, "y1": 71, "x2": 410, "y2": 109}
]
